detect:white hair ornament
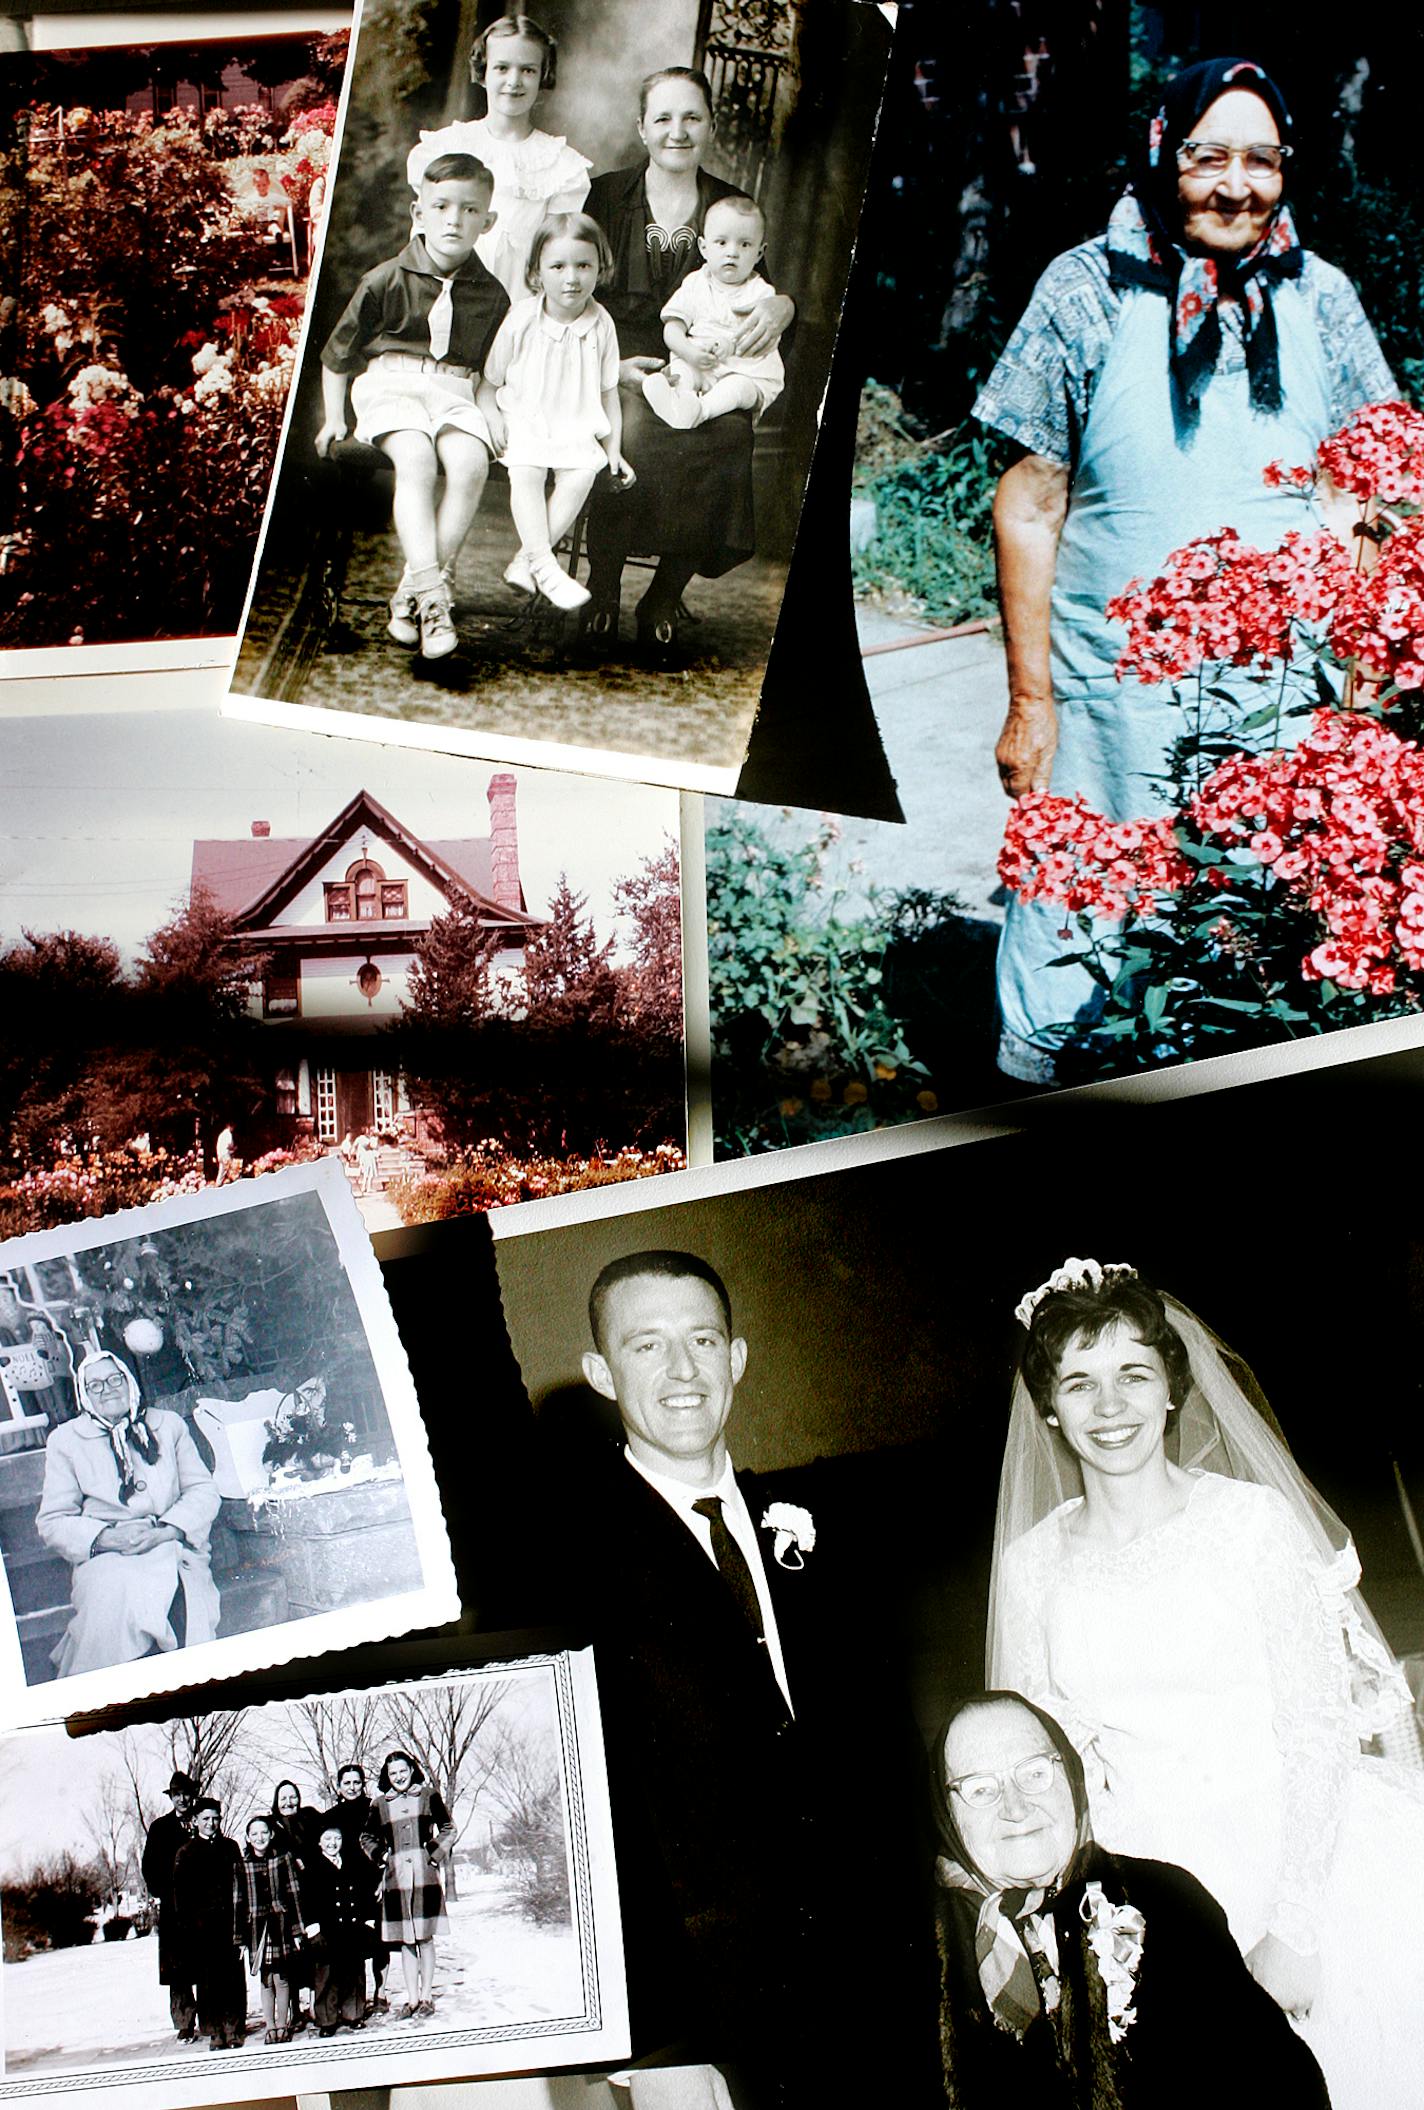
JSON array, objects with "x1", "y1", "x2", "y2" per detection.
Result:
[{"x1": 1013, "y1": 1259, "x2": 1138, "y2": 1331}]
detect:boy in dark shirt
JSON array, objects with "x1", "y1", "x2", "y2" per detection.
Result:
[{"x1": 318, "y1": 153, "x2": 508, "y2": 659}]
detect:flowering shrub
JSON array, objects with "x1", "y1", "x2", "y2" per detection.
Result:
[
  {"x1": 0, "y1": 1149, "x2": 204, "y2": 1237},
  {"x1": 995, "y1": 400, "x2": 1424, "y2": 1075},
  {"x1": 384, "y1": 1142, "x2": 685, "y2": 1223}
]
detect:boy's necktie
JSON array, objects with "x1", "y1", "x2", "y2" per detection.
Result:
[
  {"x1": 427, "y1": 279, "x2": 454, "y2": 362},
  {"x1": 692, "y1": 1495, "x2": 765, "y2": 1640}
]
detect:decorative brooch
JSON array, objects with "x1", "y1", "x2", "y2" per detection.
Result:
[
  {"x1": 1080, "y1": 1882, "x2": 1146, "y2": 2043},
  {"x1": 1014, "y1": 1258, "x2": 1137, "y2": 1330},
  {"x1": 761, "y1": 1502, "x2": 816, "y2": 1569}
]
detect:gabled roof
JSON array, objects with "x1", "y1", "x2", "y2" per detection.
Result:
[{"x1": 191, "y1": 789, "x2": 538, "y2": 930}]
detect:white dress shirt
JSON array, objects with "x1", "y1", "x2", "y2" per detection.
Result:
[{"x1": 624, "y1": 1447, "x2": 794, "y2": 1714}]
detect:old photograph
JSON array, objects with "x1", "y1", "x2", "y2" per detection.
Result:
[
  {"x1": 472, "y1": 1096, "x2": 1424, "y2": 2108},
  {"x1": 705, "y1": 7, "x2": 1424, "y2": 1153},
  {"x1": 0, "y1": 703, "x2": 687, "y2": 1242},
  {"x1": 0, "y1": 20, "x2": 351, "y2": 676},
  {"x1": 0, "y1": 1651, "x2": 626, "y2": 2103},
  {"x1": 0, "y1": 1158, "x2": 457, "y2": 1721},
  {"x1": 227, "y1": 0, "x2": 891, "y2": 794}
]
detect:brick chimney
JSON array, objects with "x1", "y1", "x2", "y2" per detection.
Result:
[
  {"x1": 486, "y1": 773, "x2": 521, "y2": 910},
  {"x1": 251, "y1": 820, "x2": 271, "y2": 838}
]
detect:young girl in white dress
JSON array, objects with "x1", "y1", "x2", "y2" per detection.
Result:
[
  {"x1": 989, "y1": 1258, "x2": 1424, "y2": 2110},
  {"x1": 480, "y1": 213, "x2": 634, "y2": 612},
  {"x1": 406, "y1": 13, "x2": 590, "y2": 304}
]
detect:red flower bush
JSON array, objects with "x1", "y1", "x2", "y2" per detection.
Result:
[
  {"x1": 1106, "y1": 527, "x2": 1352, "y2": 685},
  {"x1": 1191, "y1": 709, "x2": 1424, "y2": 993},
  {"x1": 998, "y1": 794, "x2": 1193, "y2": 922},
  {"x1": 1317, "y1": 399, "x2": 1424, "y2": 506},
  {"x1": 1327, "y1": 516, "x2": 1424, "y2": 692}
]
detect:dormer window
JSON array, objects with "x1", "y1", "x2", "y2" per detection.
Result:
[{"x1": 325, "y1": 858, "x2": 407, "y2": 922}]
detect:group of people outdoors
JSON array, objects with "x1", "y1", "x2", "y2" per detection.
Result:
[
  {"x1": 490, "y1": 1242, "x2": 1424, "y2": 2107},
  {"x1": 317, "y1": 12, "x2": 792, "y2": 662},
  {"x1": 980, "y1": 56, "x2": 1396, "y2": 1080},
  {"x1": 139, "y1": 1752, "x2": 454, "y2": 2052}
]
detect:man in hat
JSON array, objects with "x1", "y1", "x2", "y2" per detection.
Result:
[{"x1": 140, "y1": 1769, "x2": 200, "y2": 2039}]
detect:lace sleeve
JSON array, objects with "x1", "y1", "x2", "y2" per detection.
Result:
[
  {"x1": 1244, "y1": 1485, "x2": 1355, "y2": 1954},
  {"x1": 994, "y1": 1526, "x2": 1109, "y2": 1789}
]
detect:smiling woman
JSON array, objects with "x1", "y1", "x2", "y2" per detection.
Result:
[{"x1": 987, "y1": 1259, "x2": 1424, "y2": 2109}]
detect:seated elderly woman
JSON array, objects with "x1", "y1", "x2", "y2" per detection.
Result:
[
  {"x1": 933, "y1": 1692, "x2": 1328, "y2": 2108},
  {"x1": 35, "y1": 1349, "x2": 220, "y2": 1677}
]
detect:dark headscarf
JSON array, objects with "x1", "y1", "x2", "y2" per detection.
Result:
[
  {"x1": 1107, "y1": 57, "x2": 1301, "y2": 439},
  {"x1": 934, "y1": 1693, "x2": 1092, "y2": 2039}
]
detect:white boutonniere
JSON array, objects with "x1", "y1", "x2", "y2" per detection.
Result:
[
  {"x1": 1080, "y1": 1882, "x2": 1146, "y2": 2042},
  {"x1": 761, "y1": 1501, "x2": 816, "y2": 1569}
]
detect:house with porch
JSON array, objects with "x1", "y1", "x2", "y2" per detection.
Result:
[{"x1": 191, "y1": 774, "x2": 541, "y2": 1146}]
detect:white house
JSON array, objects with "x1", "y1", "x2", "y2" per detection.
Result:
[{"x1": 190, "y1": 777, "x2": 542, "y2": 1144}]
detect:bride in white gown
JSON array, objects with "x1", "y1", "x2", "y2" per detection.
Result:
[{"x1": 989, "y1": 1259, "x2": 1424, "y2": 2110}]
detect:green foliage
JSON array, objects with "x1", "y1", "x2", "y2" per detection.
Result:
[
  {"x1": 852, "y1": 404, "x2": 1003, "y2": 626},
  {"x1": 707, "y1": 813, "x2": 966, "y2": 1154}
]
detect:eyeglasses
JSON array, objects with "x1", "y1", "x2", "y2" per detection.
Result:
[
  {"x1": 87, "y1": 1373, "x2": 129, "y2": 1396},
  {"x1": 1176, "y1": 141, "x2": 1292, "y2": 178},
  {"x1": 948, "y1": 1752, "x2": 1065, "y2": 1812}
]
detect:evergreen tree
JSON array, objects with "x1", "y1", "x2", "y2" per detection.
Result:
[{"x1": 521, "y1": 876, "x2": 619, "y2": 1029}]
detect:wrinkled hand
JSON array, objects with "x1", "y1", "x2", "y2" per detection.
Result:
[
  {"x1": 605, "y1": 451, "x2": 637, "y2": 490},
  {"x1": 996, "y1": 700, "x2": 1058, "y2": 798},
  {"x1": 732, "y1": 293, "x2": 793, "y2": 359},
  {"x1": 620, "y1": 356, "x2": 664, "y2": 387},
  {"x1": 1246, "y1": 1933, "x2": 1320, "y2": 2017},
  {"x1": 315, "y1": 419, "x2": 348, "y2": 459}
]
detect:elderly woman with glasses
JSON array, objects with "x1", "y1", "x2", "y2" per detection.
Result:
[
  {"x1": 35, "y1": 1348, "x2": 220, "y2": 1677},
  {"x1": 932, "y1": 1691, "x2": 1329, "y2": 2108},
  {"x1": 974, "y1": 56, "x2": 1394, "y2": 1085}
]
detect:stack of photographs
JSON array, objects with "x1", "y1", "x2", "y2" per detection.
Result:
[{"x1": 2, "y1": 3, "x2": 1423, "y2": 2108}]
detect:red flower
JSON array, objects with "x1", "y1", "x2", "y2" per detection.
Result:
[
  {"x1": 998, "y1": 795, "x2": 1193, "y2": 923},
  {"x1": 1107, "y1": 527, "x2": 1352, "y2": 685},
  {"x1": 1317, "y1": 400, "x2": 1424, "y2": 506}
]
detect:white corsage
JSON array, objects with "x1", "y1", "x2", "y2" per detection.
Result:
[
  {"x1": 761, "y1": 1502, "x2": 816, "y2": 1570},
  {"x1": 1080, "y1": 1882, "x2": 1146, "y2": 2043},
  {"x1": 1014, "y1": 1259, "x2": 1137, "y2": 1330}
]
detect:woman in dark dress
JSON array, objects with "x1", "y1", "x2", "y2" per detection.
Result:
[
  {"x1": 932, "y1": 1692, "x2": 1330, "y2": 2109},
  {"x1": 268, "y1": 1779, "x2": 324, "y2": 2025},
  {"x1": 171, "y1": 1798, "x2": 246, "y2": 2052},
  {"x1": 582, "y1": 65, "x2": 793, "y2": 655}
]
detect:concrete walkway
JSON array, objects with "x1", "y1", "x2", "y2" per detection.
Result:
[{"x1": 355, "y1": 1190, "x2": 404, "y2": 1234}]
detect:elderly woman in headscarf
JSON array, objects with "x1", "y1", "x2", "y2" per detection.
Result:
[
  {"x1": 35, "y1": 1348, "x2": 220, "y2": 1677},
  {"x1": 975, "y1": 56, "x2": 1395, "y2": 1085},
  {"x1": 932, "y1": 1691, "x2": 1328, "y2": 2108}
]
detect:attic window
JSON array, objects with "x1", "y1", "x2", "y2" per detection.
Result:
[{"x1": 324, "y1": 858, "x2": 407, "y2": 922}]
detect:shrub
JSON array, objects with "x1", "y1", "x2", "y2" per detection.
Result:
[
  {"x1": 3, "y1": 1852, "x2": 102, "y2": 1959},
  {"x1": 384, "y1": 1142, "x2": 684, "y2": 1223},
  {"x1": 851, "y1": 396, "x2": 1003, "y2": 626}
]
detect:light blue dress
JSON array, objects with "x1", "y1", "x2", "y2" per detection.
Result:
[{"x1": 975, "y1": 241, "x2": 1393, "y2": 1081}]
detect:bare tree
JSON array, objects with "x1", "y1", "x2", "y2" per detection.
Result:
[
  {"x1": 483, "y1": 1723, "x2": 569, "y2": 1926},
  {"x1": 83, "y1": 1769, "x2": 135, "y2": 1909},
  {"x1": 276, "y1": 1695, "x2": 388, "y2": 1807},
  {"x1": 117, "y1": 1709, "x2": 260, "y2": 1866},
  {"x1": 378, "y1": 1679, "x2": 513, "y2": 1900}
]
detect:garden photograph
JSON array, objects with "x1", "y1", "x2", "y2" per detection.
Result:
[
  {"x1": 0, "y1": 28, "x2": 347, "y2": 654},
  {"x1": 707, "y1": 3, "x2": 1424, "y2": 1154}
]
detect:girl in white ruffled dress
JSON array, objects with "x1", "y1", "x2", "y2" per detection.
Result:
[
  {"x1": 480, "y1": 213, "x2": 634, "y2": 611},
  {"x1": 406, "y1": 13, "x2": 590, "y2": 304}
]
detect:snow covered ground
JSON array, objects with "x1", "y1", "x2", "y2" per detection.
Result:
[{"x1": 4, "y1": 1875, "x2": 582, "y2": 2078}]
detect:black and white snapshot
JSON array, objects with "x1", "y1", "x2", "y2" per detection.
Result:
[
  {"x1": 0, "y1": 1652, "x2": 624, "y2": 2105},
  {"x1": 0, "y1": 1160, "x2": 456, "y2": 1720}
]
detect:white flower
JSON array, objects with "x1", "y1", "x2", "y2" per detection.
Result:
[
  {"x1": 191, "y1": 342, "x2": 220, "y2": 377},
  {"x1": 67, "y1": 363, "x2": 138, "y2": 415},
  {"x1": 1014, "y1": 1258, "x2": 1137, "y2": 1330},
  {"x1": 761, "y1": 1501, "x2": 816, "y2": 1569},
  {"x1": 1080, "y1": 1881, "x2": 1146, "y2": 2043}
]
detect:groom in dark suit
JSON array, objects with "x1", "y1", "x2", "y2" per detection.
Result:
[{"x1": 532, "y1": 1249, "x2": 935, "y2": 2105}]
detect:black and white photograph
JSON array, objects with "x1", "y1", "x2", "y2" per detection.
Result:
[
  {"x1": 471, "y1": 1093, "x2": 1424, "y2": 2109},
  {"x1": 227, "y1": 0, "x2": 893, "y2": 794},
  {"x1": 0, "y1": 705, "x2": 687, "y2": 1242},
  {"x1": 0, "y1": 1158, "x2": 458, "y2": 1721},
  {"x1": 0, "y1": 1651, "x2": 627, "y2": 2102}
]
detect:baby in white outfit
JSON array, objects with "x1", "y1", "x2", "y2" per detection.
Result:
[{"x1": 642, "y1": 193, "x2": 785, "y2": 430}]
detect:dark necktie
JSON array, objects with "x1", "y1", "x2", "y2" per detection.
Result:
[{"x1": 691, "y1": 1495, "x2": 765, "y2": 1640}]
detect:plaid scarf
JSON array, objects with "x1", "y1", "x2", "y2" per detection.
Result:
[
  {"x1": 1106, "y1": 189, "x2": 1304, "y2": 440},
  {"x1": 937, "y1": 1853, "x2": 1057, "y2": 2037}
]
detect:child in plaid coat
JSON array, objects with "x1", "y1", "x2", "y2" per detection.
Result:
[{"x1": 236, "y1": 1815, "x2": 313, "y2": 2043}]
